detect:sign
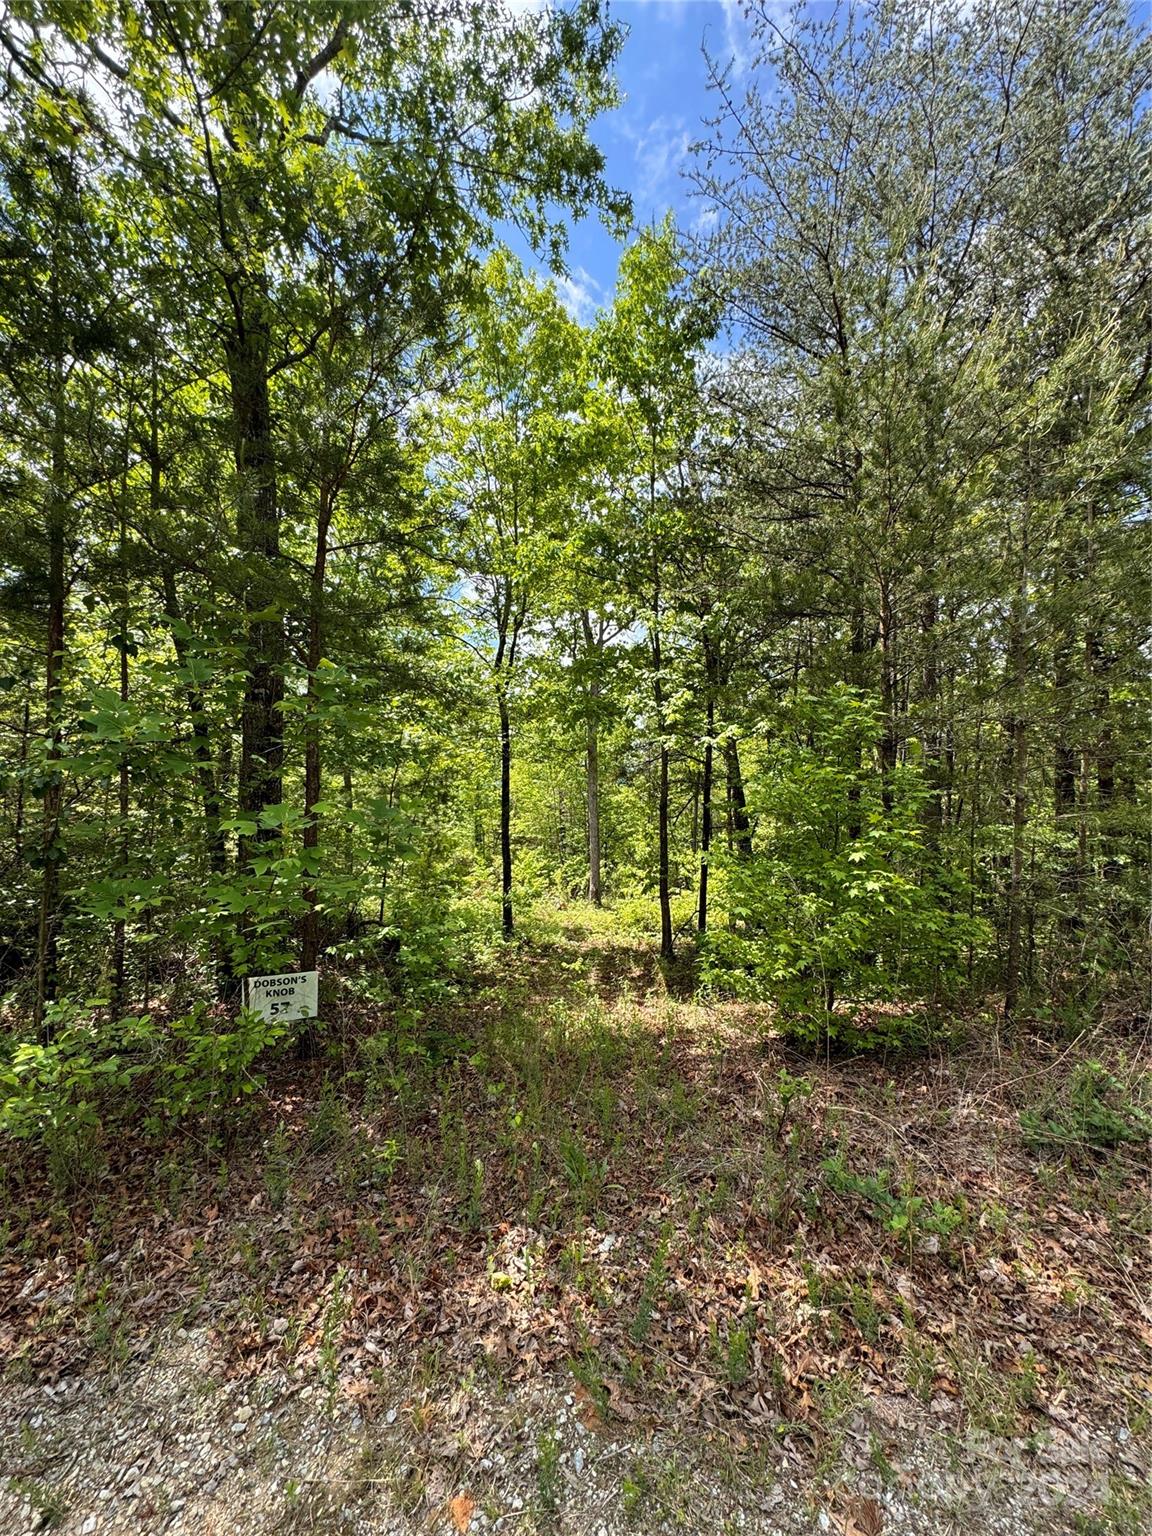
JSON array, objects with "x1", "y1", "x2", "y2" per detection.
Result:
[{"x1": 244, "y1": 970, "x2": 318, "y2": 1023}]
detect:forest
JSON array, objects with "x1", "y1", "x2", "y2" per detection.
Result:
[{"x1": 0, "y1": 2, "x2": 1149, "y2": 1534}]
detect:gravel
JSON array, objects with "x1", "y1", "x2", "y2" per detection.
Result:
[{"x1": 0, "y1": 1327, "x2": 1143, "y2": 1536}]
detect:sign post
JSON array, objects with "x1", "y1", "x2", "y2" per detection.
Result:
[{"x1": 243, "y1": 970, "x2": 319, "y2": 1024}]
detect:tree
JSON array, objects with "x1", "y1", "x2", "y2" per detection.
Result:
[
  {"x1": 694, "y1": 0, "x2": 1151, "y2": 1013},
  {"x1": 596, "y1": 221, "x2": 714, "y2": 958},
  {"x1": 428, "y1": 252, "x2": 588, "y2": 936},
  {"x1": 2, "y1": 0, "x2": 627, "y2": 957}
]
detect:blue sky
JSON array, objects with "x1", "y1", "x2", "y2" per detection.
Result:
[{"x1": 533, "y1": 0, "x2": 764, "y2": 318}]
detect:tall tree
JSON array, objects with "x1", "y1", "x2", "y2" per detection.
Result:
[{"x1": 596, "y1": 222, "x2": 713, "y2": 959}]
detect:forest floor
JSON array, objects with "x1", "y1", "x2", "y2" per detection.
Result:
[{"x1": 1, "y1": 911, "x2": 1149, "y2": 1536}]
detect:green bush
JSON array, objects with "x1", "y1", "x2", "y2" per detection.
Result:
[
  {"x1": 0, "y1": 1000, "x2": 290, "y2": 1158},
  {"x1": 698, "y1": 688, "x2": 987, "y2": 1048}
]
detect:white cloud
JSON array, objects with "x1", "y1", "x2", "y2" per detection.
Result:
[
  {"x1": 719, "y1": 0, "x2": 751, "y2": 77},
  {"x1": 692, "y1": 201, "x2": 719, "y2": 234},
  {"x1": 621, "y1": 113, "x2": 693, "y2": 210},
  {"x1": 554, "y1": 266, "x2": 603, "y2": 323}
]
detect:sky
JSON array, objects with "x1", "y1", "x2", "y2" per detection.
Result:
[{"x1": 523, "y1": 0, "x2": 765, "y2": 320}]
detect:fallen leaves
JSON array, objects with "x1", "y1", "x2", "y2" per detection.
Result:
[
  {"x1": 0, "y1": 943, "x2": 1148, "y2": 1469},
  {"x1": 572, "y1": 1381, "x2": 605, "y2": 1433},
  {"x1": 832, "y1": 1494, "x2": 884, "y2": 1536},
  {"x1": 448, "y1": 1492, "x2": 475, "y2": 1532}
]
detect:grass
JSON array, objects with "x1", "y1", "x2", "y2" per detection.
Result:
[
  {"x1": 6, "y1": 1474, "x2": 67, "y2": 1529},
  {"x1": 534, "y1": 1424, "x2": 562, "y2": 1522},
  {"x1": 1072, "y1": 1474, "x2": 1152, "y2": 1536},
  {"x1": 1, "y1": 905, "x2": 1149, "y2": 1509}
]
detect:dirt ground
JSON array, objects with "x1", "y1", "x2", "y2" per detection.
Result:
[{"x1": 2, "y1": 931, "x2": 1149, "y2": 1535}]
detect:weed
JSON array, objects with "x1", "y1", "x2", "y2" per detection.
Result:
[
  {"x1": 868, "y1": 1432, "x2": 898, "y2": 1484},
  {"x1": 820, "y1": 1147, "x2": 965, "y2": 1251},
  {"x1": 810, "y1": 1371, "x2": 862, "y2": 1484},
  {"x1": 846, "y1": 1275, "x2": 884, "y2": 1343},
  {"x1": 307, "y1": 1076, "x2": 350, "y2": 1156},
  {"x1": 629, "y1": 1225, "x2": 671, "y2": 1345},
  {"x1": 569, "y1": 1340, "x2": 610, "y2": 1422},
  {"x1": 1022, "y1": 1061, "x2": 1152, "y2": 1155},
  {"x1": 621, "y1": 1463, "x2": 649, "y2": 1521},
  {"x1": 949, "y1": 1340, "x2": 1041, "y2": 1435},
  {"x1": 725, "y1": 1316, "x2": 753, "y2": 1386},
  {"x1": 1072, "y1": 1473, "x2": 1151, "y2": 1536},
  {"x1": 264, "y1": 1121, "x2": 293, "y2": 1209},
  {"x1": 318, "y1": 1267, "x2": 347, "y2": 1412},
  {"x1": 86, "y1": 1278, "x2": 129, "y2": 1370},
  {"x1": 7, "y1": 1475, "x2": 66, "y2": 1528},
  {"x1": 771, "y1": 1067, "x2": 813, "y2": 1142},
  {"x1": 557, "y1": 1131, "x2": 606, "y2": 1215},
  {"x1": 535, "y1": 1424, "x2": 562, "y2": 1522},
  {"x1": 467, "y1": 1155, "x2": 485, "y2": 1228},
  {"x1": 901, "y1": 1325, "x2": 939, "y2": 1401}
]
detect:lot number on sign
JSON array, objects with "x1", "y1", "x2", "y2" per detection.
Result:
[{"x1": 244, "y1": 971, "x2": 318, "y2": 1023}]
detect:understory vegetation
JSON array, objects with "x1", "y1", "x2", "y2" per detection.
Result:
[
  {"x1": 0, "y1": 916, "x2": 1149, "y2": 1523},
  {"x1": 0, "y1": 0, "x2": 1148, "y2": 1523}
]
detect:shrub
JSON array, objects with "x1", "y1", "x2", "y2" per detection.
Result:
[
  {"x1": 698, "y1": 688, "x2": 987, "y2": 1048},
  {"x1": 0, "y1": 1000, "x2": 290, "y2": 1158}
]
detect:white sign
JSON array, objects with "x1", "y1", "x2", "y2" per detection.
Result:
[{"x1": 244, "y1": 970, "x2": 318, "y2": 1023}]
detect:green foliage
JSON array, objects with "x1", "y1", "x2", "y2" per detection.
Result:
[
  {"x1": 0, "y1": 0, "x2": 1146, "y2": 1138},
  {"x1": 821, "y1": 1147, "x2": 967, "y2": 1247},
  {"x1": 535, "y1": 1424, "x2": 563, "y2": 1520},
  {"x1": 0, "y1": 1001, "x2": 288, "y2": 1160},
  {"x1": 629, "y1": 1225, "x2": 671, "y2": 1345},
  {"x1": 699, "y1": 691, "x2": 988, "y2": 1046},
  {"x1": 1021, "y1": 1061, "x2": 1152, "y2": 1154}
]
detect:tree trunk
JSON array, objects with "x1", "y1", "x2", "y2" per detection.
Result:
[
  {"x1": 297, "y1": 481, "x2": 336, "y2": 1056},
  {"x1": 160, "y1": 567, "x2": 227, "y2": 877},
  {"x1": 1004, "y1": 516, "x2": 1030, "y2": 1021},
  {"x1": 585, "y1": 711, "x2": 602, "y2": 906},
  {"x1": 580, "y1": 612, "x2": 602, "y2": 906},
  {"x1": 651, "y1": 558, "x2": 673, "y2": 961},
  {"x1": 112, "y1": 490, "x2": 130, "y2": 1018},
  {"x1": 697, "y1": 687, "x2": 715, "y2": 935},
  {"x1": 225, "y1": 307, "x2": 285, "y2": 879},
  {"x1": 658, "y1": 739, "x2": 672, "y2": 960},
  {"x1": 1053, "y1": 599, "x2": 1079, "y2": 925},
  {"x1": 150, "y1": 351, "x2": 229, "y2": 991},
  {"x1": 845, "y1": 603, "x2": 867, "y2": 842},
  {"x1": 301, "y1": 483, "x2": 334, "y2": 976},
  {"x1": 878, "y1": 577, "x2": 897, "y2": 813},
  {"x1": 35, "y1": 349, "x2": 67, "y2": 1038},
  {"x1": 920, "y1": 592, "x2": 945, "y2": 846},
  {"x1": 499, "y1": 688, "x2": 513, "y2": 937},
  {"x1": 725, "y1": 737, "x2": 752, "y2": 858},
  {"x1": 13, "y1": 696, "x2": 30, "y2": 862}
]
